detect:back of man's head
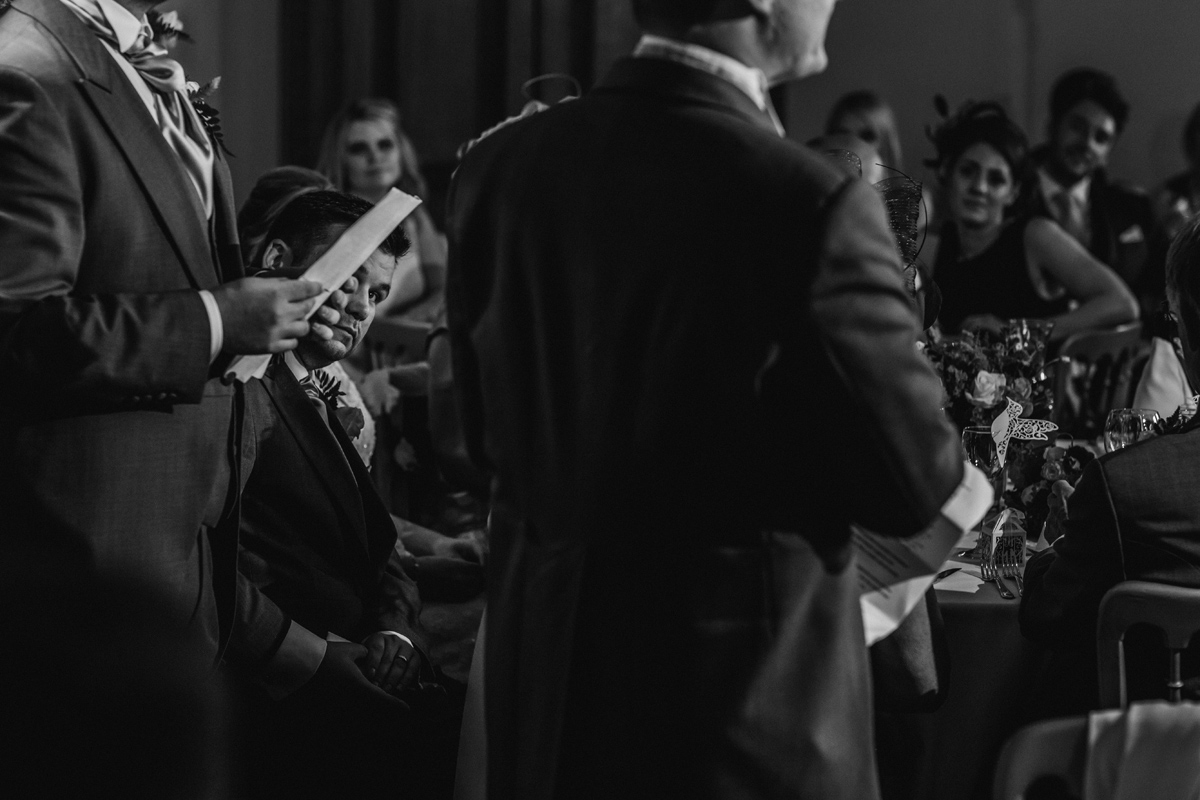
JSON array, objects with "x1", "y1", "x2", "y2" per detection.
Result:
[
  {"x1": 257, "y1": 189, "x2": 409, "y2": 271},
  {"x1": 1049, "y1": 68, "x2": 1130, "y2": 134}
]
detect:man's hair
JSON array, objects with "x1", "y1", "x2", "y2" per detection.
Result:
[
  {"x1": 257, "y1": 190, "x2": 410, "y2": 271},
  {"x1": 1049, "y1": 68, "x2": 1130, "y2": 135},
  {"x1": 1166, "y1": 213, "x2": 1200, "y2": 341},
  {"x1": 632, "y1": 0, "x2": 753, "y2": 30},
  {"x1": 237, "y1": 166, "x2": 333, "y2": 267}
]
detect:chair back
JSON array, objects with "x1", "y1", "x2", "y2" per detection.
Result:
[
  {"x1": 992, "y1": 715, "x2": 1087, "y2": 800},
  {"x1": 1052, "y1": 322, "x2": 1146, "y2": 436},
  {"x1": 1097, "y1": 580, "x2": 1200, "y2": 708},
  {"x1": 363, "y1": 318, "x2": 432, "y2": 368}
]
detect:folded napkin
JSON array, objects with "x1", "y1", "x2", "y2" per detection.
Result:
[
  {"x1": 933, "y1": 560, "x2": 983, "y2": 593},
  {"x1": 1086, "y1": 701, "x2": 1200, "y2": 800}
]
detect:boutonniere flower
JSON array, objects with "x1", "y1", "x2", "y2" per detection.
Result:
[
  {"x1": 1155, "y1": 395, "x2": 1200, "y2": 436},
  {"x1": 186, "y1": 77, "x2": 232, "y2": 156},
  {"x1": 311, "y1": 369, "x2": 365, "y2": 440}
]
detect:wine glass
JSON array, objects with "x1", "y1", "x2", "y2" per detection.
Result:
[
  {"x1": 962, "y1": 426, "x2": 1001, "y2": 548},
  {"x1": 1104, "y1": 408, "x2": 1162, "y2": 453}
]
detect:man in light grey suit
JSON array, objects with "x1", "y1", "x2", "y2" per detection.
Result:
[{"x1": 0, "y1": 0, "x2": 369, "y2": 693}]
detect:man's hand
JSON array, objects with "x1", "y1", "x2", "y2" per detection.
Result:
[
  {"x1": 211, "y1": 276, "x2": 326, "y2": 354},
  {"x1": 310, "y1": 640, "x2": 408, "y2": 707},
  {"x1": 361, "y1": 632, "x2": 422, "y2": 695}
]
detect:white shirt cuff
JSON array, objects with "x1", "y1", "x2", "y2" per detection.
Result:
[
  {"x1": 261, "y1": 620, "x2": 327, "y2": 701},
  {"x1": 197, "y1": 289, "x2": 224, "y2": 363},
  {"x1": 940, "y1": 462, "x2": 994, "y2": 533}
]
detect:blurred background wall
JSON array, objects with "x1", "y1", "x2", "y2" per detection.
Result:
[{"x1": 165, "y1": 0, "x2": 1200, "y2": 210}]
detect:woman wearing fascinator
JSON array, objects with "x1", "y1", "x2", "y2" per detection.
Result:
[{"x1": 923, "y1": 100, "x2": 1137, "y2": 343}]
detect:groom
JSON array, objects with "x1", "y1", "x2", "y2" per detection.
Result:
[{"x1": 447, "y1": 0, "x2": 984, "y2": 797}]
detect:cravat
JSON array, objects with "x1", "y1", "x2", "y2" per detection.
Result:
[
  {"x1": 62, "y1": 0, "x2": 215, "y2": 217},
  {"x1": 1051, "y1": 190, "x2": 1091, "y2": 248}
]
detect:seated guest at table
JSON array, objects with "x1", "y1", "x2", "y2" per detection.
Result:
[
  {"x1": 925, "y1": 101, "x2": 1138, "y2": 342},
  {"x1": 1030, "y1": 68, "x2": 1166, "y2": 318},
  {"x1": 1020, "y1": 212, "x2": 1200, "y2": 717},
  {"x1": 235, "y1": 190, "x2": 457, "y2": 798}
]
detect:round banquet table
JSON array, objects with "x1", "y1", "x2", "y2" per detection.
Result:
[{"x1": 876, "y1": 583, "x2": 1045, "y2": 800}]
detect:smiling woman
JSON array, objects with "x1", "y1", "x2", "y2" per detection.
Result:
[{"x1": 924, "y1": 101, "x2": 1138, "y2": 342}]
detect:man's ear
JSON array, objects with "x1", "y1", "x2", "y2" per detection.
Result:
[{"x1": 260, "y1": 239, "x2": 294, "y2": 273}]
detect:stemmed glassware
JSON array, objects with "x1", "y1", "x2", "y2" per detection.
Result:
[
  {"x1": 962, "y1": 426, "x2": 1001, "y2": 550},
  {"x1": 1103, "y1": 408, "x2": 1161, "y2": 453}
]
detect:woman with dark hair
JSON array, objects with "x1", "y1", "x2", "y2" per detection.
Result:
[
  {"x1": 926, "y1": 101, "x2": 1137, "y2": 342},
  {"x1": 1154, "y1": 101, "x2": 1200, "y2": 241},
  {"x1": 317, "y1": 97, "x2": 446, "y2": 321}
]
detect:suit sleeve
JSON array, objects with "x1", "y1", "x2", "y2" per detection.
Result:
[
  {"x1": 368, "y1": 546, "x2": 428, "y2": 655},
  {"x1": 1019, "y1": 459, "x2": 1125, "y2": 650},
  {"x1": 0, "y1": 66, "x2": 212, "y2": 404},
  {"x1": 808, "y1": 178, "x2": 964, "y2": 535}
]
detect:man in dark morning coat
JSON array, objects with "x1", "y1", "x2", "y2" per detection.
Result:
[
  {"x1": 0, "y1": 0, "x2": 358, "y2": 686},
  {"x1": 1021, "y1": 213, "x2": 1200, "y2": 717},
  {"x1": 235, "y1": 190, "x2": 455, "y2": 798},
  {"x1": 1030, "y1": 68, "x2": 1167, "y2": 316},
  {"x1": 446, "y1": 1, "x2": 974, "y2": 797}
]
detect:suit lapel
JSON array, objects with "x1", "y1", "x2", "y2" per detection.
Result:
[
  {"x1": 18, "y1": 0, "x2": 219, "y2": 289},
  {"x1": 261, "y1": 363, "x2": 369, "y2": 551}
]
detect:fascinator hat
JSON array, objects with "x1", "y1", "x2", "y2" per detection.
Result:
[{"x1": 811, "y1": 135, "x2": 938, "y2": 329}]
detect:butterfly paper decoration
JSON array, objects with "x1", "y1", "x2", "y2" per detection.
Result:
[{"x1": 990, "y1": 398, "x2": 1057, "y2": 467}]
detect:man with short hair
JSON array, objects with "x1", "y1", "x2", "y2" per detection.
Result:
[
  {"x1": 235, "y1": 190, "x2": 456, "y2": 798},
  {"x1": 1032, "y1": 67, "x2": 1165, "y2": 313},
  {"x1": 1021, "y1": 212, "x2": 1200, "y2": 717},
  {"x1": 447, "y1": 0, "x2": 985, "y2": 797}
]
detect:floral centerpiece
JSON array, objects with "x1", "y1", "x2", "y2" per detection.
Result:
[{"x1": 922, "y1": 319, "x2": 1054, "y2": 431}]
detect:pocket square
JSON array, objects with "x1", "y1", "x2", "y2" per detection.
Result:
[{"x1": 1118, "y1": 225, "x2": 1144, "y2": 244}]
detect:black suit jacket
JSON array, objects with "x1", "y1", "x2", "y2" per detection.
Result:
[
  {"x1": 1030, "y1": 153, "x2": 1166, "y2": 312},
  {"x1": 0, "y1": 0, "x2": 278, "y2": 663},
  {"x1": 1021, "y1": 421, "x2": 1200, "y2": 709},
  {"x1": 448, "y1": 56, "x2": 963, "y2": 800},
  {"x1": 238, "y1": 359, "x2": 425, "y2": 650}
]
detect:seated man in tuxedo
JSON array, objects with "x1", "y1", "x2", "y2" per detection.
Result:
[
  {"x1": 1020, "y1": 212, "x2": 1200, "y2": 718},
  {"x1": 1031, "y1": 68, "x2": 1166, "y2": 316},
  {"x1": 236, "y1": 190, "x2": 455, "y2": 798}
]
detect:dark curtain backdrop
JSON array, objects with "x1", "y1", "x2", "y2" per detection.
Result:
[{"x1": 277, "y1": 0, "x2": 640, "y2": 223}]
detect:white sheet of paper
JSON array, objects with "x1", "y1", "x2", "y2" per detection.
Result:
[
  {"x1": 856, "y1": 514, "x2": 964, "y2": 645},
  {"x1": 225, "y1": 188, "x2": 422, "y2": 382}
]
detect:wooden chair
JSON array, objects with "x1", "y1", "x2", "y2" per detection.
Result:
[
  {"x1": 362, "y1": 317, "x2": 432, "y2": 368},
  {"x1": 1051, "y1": 322, "x2": 1146, "y2": 437},
  {"x1": 1097, "y1": 580, "x2": 1200, "y2": 709},
  {"x1": 992, "y1": 715, "x2": 1087, "y2": 800}
]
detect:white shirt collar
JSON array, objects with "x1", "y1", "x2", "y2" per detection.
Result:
[
  {"x1": 1037, "y1": 167, "x2": 1090, "y2": 206},
  {"x1": 93, "y1": 0, "x2": 148, "y2": 54},
  {"x1": 283, "y1": 350, "x2": 310, "y2": 383},
  {"x1": 633, "y1": 35, "x2": 778, "y2": 126}
]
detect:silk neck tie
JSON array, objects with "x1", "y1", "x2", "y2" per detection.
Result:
[
  {"x1": 62, "y1": 0, "x2": 215, "y2": 217},
  {"x1": 1051, "y1": 189, "x2": 1091, "y2": 248}
]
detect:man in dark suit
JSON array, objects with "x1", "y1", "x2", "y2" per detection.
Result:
[
  {"x1": 1021, "y1": 213, "x2": 1200, "y2": 717},
  {"x1": 0, "y1": 0, "x2": 360, "y2": 684},
  {"x1": 1030, "y1": 68, "x2": 1166, "y2": 315},
  {"x1": 235, "y1": 190, "x2": 456, "y2": 798},
  {"x1": 446, "y1": 1, "x2": 976, "y2": 797}
]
